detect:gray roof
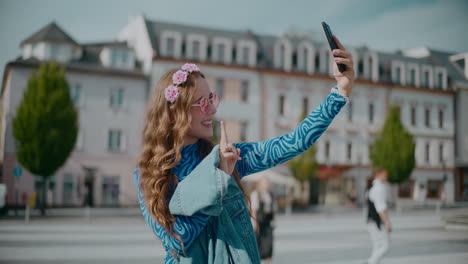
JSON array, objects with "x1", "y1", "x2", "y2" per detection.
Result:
[
  {"x1": 424, "y1": 49, "x2": 466, "y2": 82},
  {"x1": 6, "y1": 57, "x2": 145, "y2": 79},
  {"x1": 142, "y1": 18, "x2": 468, "y2": 86},
  {"x1": 78, "y1": 41, "x2": 135, "y2": 66},
  {"x1": 20, "y1": 22, "x2": 79, "y2": 46}
]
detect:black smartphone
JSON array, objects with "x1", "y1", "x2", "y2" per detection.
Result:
[{"x1": 321, "y1": 21, "x2": 346, "y2": 73}]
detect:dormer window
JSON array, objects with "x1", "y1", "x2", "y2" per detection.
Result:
[
  {"x1": 212, "y1": 37, "x2": 232, "y2": 64},
  {"x1": 364, "y1": 52, "x2": 379, "y2": 82},
  {"x1": 187, "y1": 34, "x2": 207, "y2": 61},
  {"x1": 241, "y1": 46, "x2": 249, "y2": 66},
  {"x1": 274, "y1": 39, "x2": 292, "y2": 71},
  {"x1": 279, "y1": 45, "x2": 285, "y2": 68},
  {"x1": 100, "y1": 46, "x2": 134, "y2": 70},
  {"x1": 406, "y1": 63, "x2": 420, "y2": 87},
  {"x1": 111, "y1": 49, "x2": 128, "y2": 66},
  {"x1": 166, "y1": 37, "x2": 175, "y2": 57},
  {"x1": 409, "y1": 69, "x2": 416, "y2": 86},
  {"x1": 437, "y1": 72, "x2": 443, "y2": 89},
  {"x1": 392, "y1": 61, "x2": 406, "y2": 86},
  {"x1": 423, "y1": 71, "x2": 430, "y2": 87},
  {"x1": 358, "y1": 59, "x2": 364, "y2": 76},
  {"x1": 160, "y1": 31, "x2": 182, "y2": 58},
  {"x1": 421, "y1": 65, "x2": 433, "y2": 89},
  {"x1": 297, "y1": 42, "x2": 315, "y2": 74},
  {"x1": 50, "y1": 44, "x2": 61, "y2": 60},
  {"x1": 217, "y1": 44, "x2": 225, "y2": 62},
  {"x1": 395, "y1": 67, "x2": 401, "y2": 83},
  {"x1": 192, "y1": 41, "x2": 200, "y2": 60},
  {"x1": 236, "y1": 40, "x2": 256, "y2": 67},
  {"x1": 314, "y1": 52, "x2": 320, "y2": 72},
  {"x1": 434, "y1": 67, "x2": 447, "y2": 90}
]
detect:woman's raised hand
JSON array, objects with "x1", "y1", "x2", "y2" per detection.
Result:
[
  {"x1": 218, "y1": 121, "x2": 241, "y2": 175},
  {"x1": 332, "y1": 36, "x2": 355, "y2": 97}
]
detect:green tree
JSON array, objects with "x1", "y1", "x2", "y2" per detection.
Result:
[
  {"x1": 288, "y1": 112, "x2": 320, "y2": 205},
  {"x1": 370, "y1": 105, "x2": 415, "y2": 184},
  {"x1": 13, "y1": 62, "x2": 78, "y2": 215}
]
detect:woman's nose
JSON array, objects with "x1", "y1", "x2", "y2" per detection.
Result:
[{"x1": 207, "y1": 102, "x2": 217, "y2": 115}]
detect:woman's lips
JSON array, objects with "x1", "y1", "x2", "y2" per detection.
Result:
[{"x1": 201, "y1": 120, "x2": 212, "y2": 128}]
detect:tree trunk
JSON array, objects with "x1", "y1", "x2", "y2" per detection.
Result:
[{"x1": 40, "y1": 177, "x2": 47, "y2": 216}]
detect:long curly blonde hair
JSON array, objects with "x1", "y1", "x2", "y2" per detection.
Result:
[{"x1": 138, "y1": 68, "x2": 248, "y2": 253}]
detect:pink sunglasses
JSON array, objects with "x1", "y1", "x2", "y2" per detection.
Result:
[{"x1": 191, "y1": 92, "x2": 220, "y2": 114}]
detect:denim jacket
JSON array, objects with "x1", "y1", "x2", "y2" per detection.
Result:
[
  {"x1": 169, "y1": 144, "x2": 259, "y2": 263},
  {"x1": 134, "y1": 88, "x2": 347, "y2": 263}
]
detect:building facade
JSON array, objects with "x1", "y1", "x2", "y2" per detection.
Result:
[
  {"x1": 2, "y1": 15, "x2": 467, "y2": 208},
  {"x1": 1, "y1": 22, "x2": 147, "y2": 207}
]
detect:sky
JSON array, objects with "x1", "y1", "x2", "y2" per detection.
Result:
[{"x1": 1, "y1": 0, "x2": 467, "y2": 78}]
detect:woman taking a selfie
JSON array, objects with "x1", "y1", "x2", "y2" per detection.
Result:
[{"x1": 134, "y1": 37, "x2": 354, "y2": 263}]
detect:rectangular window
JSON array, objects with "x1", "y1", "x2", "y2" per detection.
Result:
[
  {"x1": 425, "y1": 107, "x2": 431, "y2": 127},
  {"x1": 62, "y1": 174, "x2": 74, "y2": 205},
  {"x1": 216, "y1": 79, "x2": 224, "y2": 99},
  {"x1": 303, "y1": 97, "x2": 309, "y2": 115},
  {"x1": 241, "y1": 80, "x2": 249, "y2": 102},
  {"x1": 439, "y1": 143, "x2": 444, "y2": 163},
  {"x1": 111, "y1": 49, "x2": 126, "y2": 66},
  {"x1": 347, "y1": 142, "x2": 352, "y2": 161},
  {"x1": 242, "y1": 47, "x2": 249, "y2": 65},
  {"x1": 437, "y1": 72, "x2": 443, "y2": 89},
  {"x1": 110, "y1": 88, "x2": 124, "y2": 108},
  {"x1": 279, "y1": 46, "x2": 285, "y2": 69},
  {"x1": 395, "y1": 68, "x2": 401, "y2": 84},
  {"x1": 166, "y1": 38, "x2": 175, "y2": 57},
  {"x1": 425, "y1": 143, "x2": 430, "y2": 164},
  {"x1": 369, "y1": 103, "x2": 374, "y2": 124},
  {"x1": 50, "y1": 44, "x2": 61, "y2": 60},
  {"x1": 427, "y1": 180, "x2": 442, "y2": 199},
  {"x1": 302, "y1": 48, "x2": 308, "y2": 71},
  {"x1": 411, "y1": 106, "x2": 417, "y2": 126},
  {"x1": 325, "y1": 141, "x2": 330, "y2": 160},
  {"x1": 102, "y1": 176, "x2": 120, "y2": 206},
  {"x1": 217, "y1": 44, "x2": 225, "y2": 63},
  {"x1": 424, "y1": 71, "x2": 430, "y2": 88},
  {"x1": 439, "y1": 109, "x2": 444, "y2": 128},
  {"x1": 279, "y1": 95, "x2": 285, "y2": 116},
  {"x1": 192, "y1": 41, "x2": 200, "y2": 61},
  {"x1": 358, "y1": 60, "x2": 364, "y2": 75},
  {"x1": 410, "y1": 70, "x2": 416, "y2": 86},
  {"x1": 315, "y1": 53, "x2": 320, "y2": 71},
  {"x1": 399, "y1": 180, "x2": 414, "y2": 198},
  {"x1": 240, "y1": 122, "x2": 248, "y2": 142},
  {"x1": 108, "y1": 130, "x2": 122, "y2": 152}
]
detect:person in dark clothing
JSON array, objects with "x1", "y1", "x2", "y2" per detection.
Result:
[{"x1": 251, "y1": 176, "x2": 276, "y2": 263}]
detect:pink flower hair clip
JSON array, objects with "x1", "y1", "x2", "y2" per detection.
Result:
[{"x1": 165, "y1": 63, "x2": 201, "y2": 103}]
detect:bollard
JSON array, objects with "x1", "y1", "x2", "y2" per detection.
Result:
[
  {"x1": 85, "y1": 206, "x2": 91, "y2": 223},
  {"x1": 436, "y1": 201, "x2": 441, "y2": 215},
  {"x1": 25, "y1": 205, "x2": 30, "y2": 224}
]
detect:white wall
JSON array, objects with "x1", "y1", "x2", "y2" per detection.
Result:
[{"x1": 118, "y1": 14, "x2": 154, "y2": 74}]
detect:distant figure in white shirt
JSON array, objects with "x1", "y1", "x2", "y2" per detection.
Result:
[{"x1": 366, "y1": 167, "x2": 391, "y2": 264}]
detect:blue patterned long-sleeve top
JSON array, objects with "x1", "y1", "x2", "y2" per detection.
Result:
[{"x1": 133, "y1": 88, "x2": 347, "y2": 263}]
